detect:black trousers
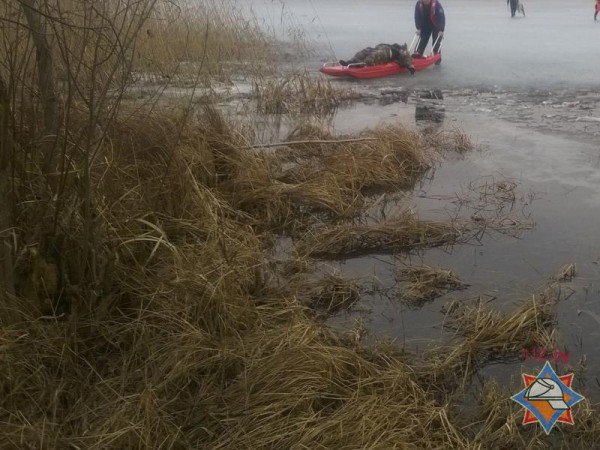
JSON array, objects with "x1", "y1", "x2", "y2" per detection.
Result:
[
  {"x1": 509, "y1": 0, "x2": 518, "y2": 17},
  {"x1": 416, "y1": 28, "x2": 441, "y2": 55}
]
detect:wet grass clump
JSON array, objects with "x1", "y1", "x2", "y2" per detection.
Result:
[
  {"x1": 296, "y1": 214, "x2": 467, "y2": 259},
  {"x1": 228, "y1": 123, "x2": 439, "y2": 233},
  {"x1": 279, "y1": 125, "x2": 434, "y2": 194},
  {"x1": 299, "y1": 272, "x2": 362, "y2": 314},
  {"x1": 253, "y1": 70, "x2": 353, "y2": 114},
  {"x1": 427, "y1": 277, "x2": 561, "y2": 390},
  {"x1": 397, "y1": 264, "x2": 467, "y2": 307}
]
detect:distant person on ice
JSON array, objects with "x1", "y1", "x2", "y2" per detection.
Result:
[
  {"x1": 339, "y1": 43, "x2": 415, "y2": 74},
  {"x1": 595, "y1": 0, "x2": 600, "y2": 20},
  {"x1": 508, "y1": 0, "x2": 518, "y2": 17},
  {"x1": 414, "y1": 0, "x2": 445, "y2": 58}
]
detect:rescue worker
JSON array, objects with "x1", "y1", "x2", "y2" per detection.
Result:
[
  {"x1": 508, "y1": 0, "x2": 518, "y2": 18},
  {"x1": 414, "y1": 0, "x2": 445, "y2": 57}
]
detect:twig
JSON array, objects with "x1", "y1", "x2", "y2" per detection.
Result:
[{"x1": 244, "y1": 137, "x2": 377, "y2": 149}]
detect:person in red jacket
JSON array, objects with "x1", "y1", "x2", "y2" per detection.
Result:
[
  {"x1": 414, "y1": 0, "x2": 445, "y2": 57},
  {"x1": 595, "y1": 0, "x2": 600, "y2": 20}
]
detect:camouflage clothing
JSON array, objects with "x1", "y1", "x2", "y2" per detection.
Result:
[{"x1": 340, "y1": 43, "x2": 414, "y2": 70}]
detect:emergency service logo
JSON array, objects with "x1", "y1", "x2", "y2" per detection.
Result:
[{"x1": 511, "y1": 361, "x2": 584, "y2": 434}]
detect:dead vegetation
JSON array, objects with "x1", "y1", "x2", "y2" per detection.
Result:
[
  {"x1": 227, "y1": 123, "x2": 440, "y2": 232},
  {"x1": 397, "y1": 264, "x2": 467, "y2": 307},
  {"x1": 134, "y1": 0, "x2": 276, "y2": 81},
  {"x1": 296, "y1": 214, "x2": 467, "y2": 258},
  {"x1": 278, "y1": 125, "x2": 434, "y2": 193},
  {"x1": 0, "y1": 0, "x2": 597, "y2": 447},
  {"x1": 253, "y1": 70, "x2": 354, "y2": 114},
  {"x1": 425, "y1": 127, "x2": 477, "y2": 153},
  {"x1": 296, "y1": 272, "x2": 362, "y2": 314},
  {"x1": 463, "y1": 379, "x2": 600, "y2": 449},
  {"x1": 428, "y1": 276, "x2": 562, "y2": 390}
]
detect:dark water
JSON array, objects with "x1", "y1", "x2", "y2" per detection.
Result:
[{"x1": 240, "y1": 0, "x2": 600, "y2": 403}]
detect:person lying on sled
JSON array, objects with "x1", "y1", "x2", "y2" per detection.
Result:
[{"x1": 339, "y1": 43, "x2": 415, "y2": 74}]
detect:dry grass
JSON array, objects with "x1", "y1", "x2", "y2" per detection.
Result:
[
  {"x1": 201, "y1": 338, "x2": 469, "y2": 449},
  {"x1": 253, "y1": 70, "x2": 354, "y2": 114},
  {"x1": 0, "y1": 103, "x2": 273, "y2": 447},
  {"x1": 297, "y1": 272, "x2": 362, "y2": 313},
  {"x1": 226, "y1": 123, "x2": 437, "y2": 232},
  {"x1": 426, "y1": 279, "x2": 561, "y2": 390},
  {"x1": 2, "y1": 1, "x2": 599, "y2": 446},
  {"x1": 3, "y1": 100, "x2": 598, "y2": 447},
  {"x1": 467, "y1": 379, "x2": 545, "y2": 448},
  {"x1": 554, "y1": 263, "x2": 576, "y2": 282},
  {"x1": 424, "y1": 128, "x2": 476, "y2": 153},
  {"x1": 226, "y1": 152, "x2": 365, "y2": 230},
  {"x1": 279, "y1": 125, "x2": 434, "y2": 194},
  {"x1": 134, "y1": 0, "x2": 275, "y2": 81},
  {"x1": 467, "y1": 176, "x2": 520, "y2": 206},
  {"x1": 296, "y1": 213, "x2": 468, "y2": 259},
  {"x1": 398, "y1": 264, "x2": 467, "y2": 307},
  {"x1": 463, "y1": 379, "x2": 600, "y2": 448},
  {"x1": 0, "y1": 0, "x2": 277, "y2": 93}
]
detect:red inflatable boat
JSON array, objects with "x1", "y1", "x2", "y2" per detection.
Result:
[{"x1": 320, "y1": 53, "x2": 441, "y2": 79}]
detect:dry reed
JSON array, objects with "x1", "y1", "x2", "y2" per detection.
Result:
[
  {"x1": 253, "y1": 70, "x2": 352, "y2": 114},
  {"x1": 297, "y1": 213, "x2": 467, "y2": 259},
  {"x1": 298, "y1": 272, "x2": 362, "y2": 313},
  {"x1": 398, "y1": 264, "x2": 467, "y2": 307},
  {"x1": 279, "y1": 125, "x2": 434, "y2": 194},
  {"x1": 134, "y1": 0, "x2": 275, "y2": 81},
  {"x1": 425, "y1": 279, "x2": 561, "y2": 390}
]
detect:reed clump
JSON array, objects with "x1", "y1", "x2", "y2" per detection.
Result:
[
  {"x1": 253, "y1": 70, "x2": 353, "y2": 114},
  {"x1": 225, "y1": 151, "x2": 365, "y2": 231},
  {"x1": 296, "y1": 213, "x2": 467, "y2": 259},
  {"x1": 398, "y1": 264, "x2": 467, "y2": 307},
  {"x1": 279, "y1": 125, "x2": 434, "y2": 194},
  {"x1": 425, "y1": 280, "x2": 559, "y2": 390},
  {"x1": 134, "y1": 0, "x2": 276, "y2": 81},
  {"x1": 424, "y1": 128, "x2": 476, "y2": 153},
  {"x1": 298, "y1": 272, "x2": 362, "y2": 313},
  {"x1": 227, "y1": 124, "x2": 437, "y2": 232}
]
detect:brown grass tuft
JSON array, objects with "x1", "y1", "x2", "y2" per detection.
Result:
[
  {"x1": 253, "y1": 70, "x2": 351, "y2": 114},
  {"x1": 398, "y1": 264, "x2": 467, "y2": 307},
  {"x1": 426, "y1": 281, "x2": 560, "y2": 390},
  {"x1": 204, "y1": 344, "x2": 468, "y2": 449},
  {"x1": 425, "y1": 128, "x2": 476, "y2": 153},
  {"x1": 134, "y1": 0, "x2": 276, "y2": 81},
  {"x1": 296, "y1": 213, "x2": 467, "y2": 259},
  {"x1": 299, "y1": 272, "x2": 362, "y2": 313}
]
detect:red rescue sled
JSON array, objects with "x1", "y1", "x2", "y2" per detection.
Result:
[
  {"x1": 320, "y1": 32, "x2": 443, "y2": 79},
  {"x1": 320, "y1": 53, "x2": 441, "y2": 79}
]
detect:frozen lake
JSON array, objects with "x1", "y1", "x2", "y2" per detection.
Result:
[{"x1": 245, "y1": 0, "x2": 600, "y2": 89}]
